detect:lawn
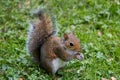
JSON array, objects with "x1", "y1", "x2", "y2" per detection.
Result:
[{"x1": 0, "y1": 0, "x2": 120, "y2": 80}]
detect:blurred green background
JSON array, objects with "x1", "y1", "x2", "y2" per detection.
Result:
[{"x1": 0, "y1": 0, "x2": 120, "y2": 80}]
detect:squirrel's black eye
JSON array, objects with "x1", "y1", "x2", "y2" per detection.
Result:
[{"x1": 70, "y1": 43, "x2": 74, "y2": 46}]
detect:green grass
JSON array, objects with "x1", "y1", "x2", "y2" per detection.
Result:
[{"x1": 0, "y1": 0, "x2": 120, "y2": 80}]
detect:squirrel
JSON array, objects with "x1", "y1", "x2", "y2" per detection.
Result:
[{"x1": 26, "y1": 9, "x2": 84, "y2": 77}]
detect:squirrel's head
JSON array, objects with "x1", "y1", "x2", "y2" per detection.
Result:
[
  {"x1": 63, "y1": 32, "x2": 84, "y2": 60},
  {"x1": 63, "y1": 32, "x2": 81, "y2": 52}
]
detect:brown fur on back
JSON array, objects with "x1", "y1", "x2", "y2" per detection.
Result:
[{"x1": 40, "y1": 36, "x2": 61, "y2": 60}]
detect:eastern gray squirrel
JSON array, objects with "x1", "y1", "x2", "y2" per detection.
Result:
[{"x1": 26, "y1": 8, "x2": 84, "y2": 77}]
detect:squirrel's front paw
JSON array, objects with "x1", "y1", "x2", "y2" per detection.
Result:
[{"x1": 75, "y1": 53, "x2": 84, "y2": 60}]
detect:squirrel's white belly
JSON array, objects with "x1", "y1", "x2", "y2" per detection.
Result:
[{"x1": 52, "y1": 58, "x2": 67, "y2": 74}]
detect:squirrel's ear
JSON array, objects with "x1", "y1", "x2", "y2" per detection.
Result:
[{"x1": 64, "y1": 33, "x2": 69, "y2": 40}]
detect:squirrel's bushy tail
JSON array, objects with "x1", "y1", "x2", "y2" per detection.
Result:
[{"x1": 26, "y1": 8, "x2": 55, "y2": 63}]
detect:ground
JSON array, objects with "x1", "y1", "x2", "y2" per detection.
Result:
[{"x1": 0, "y1": 0, "x2": 120, "y2": 80}]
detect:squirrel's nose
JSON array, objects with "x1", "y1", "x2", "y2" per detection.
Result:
[
  {"x1": 77, "y1": 49, "x2": 81, "y2": 52},
  {"x1": 76, "y1": 47, "x2": 81, "y2": 52}
]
